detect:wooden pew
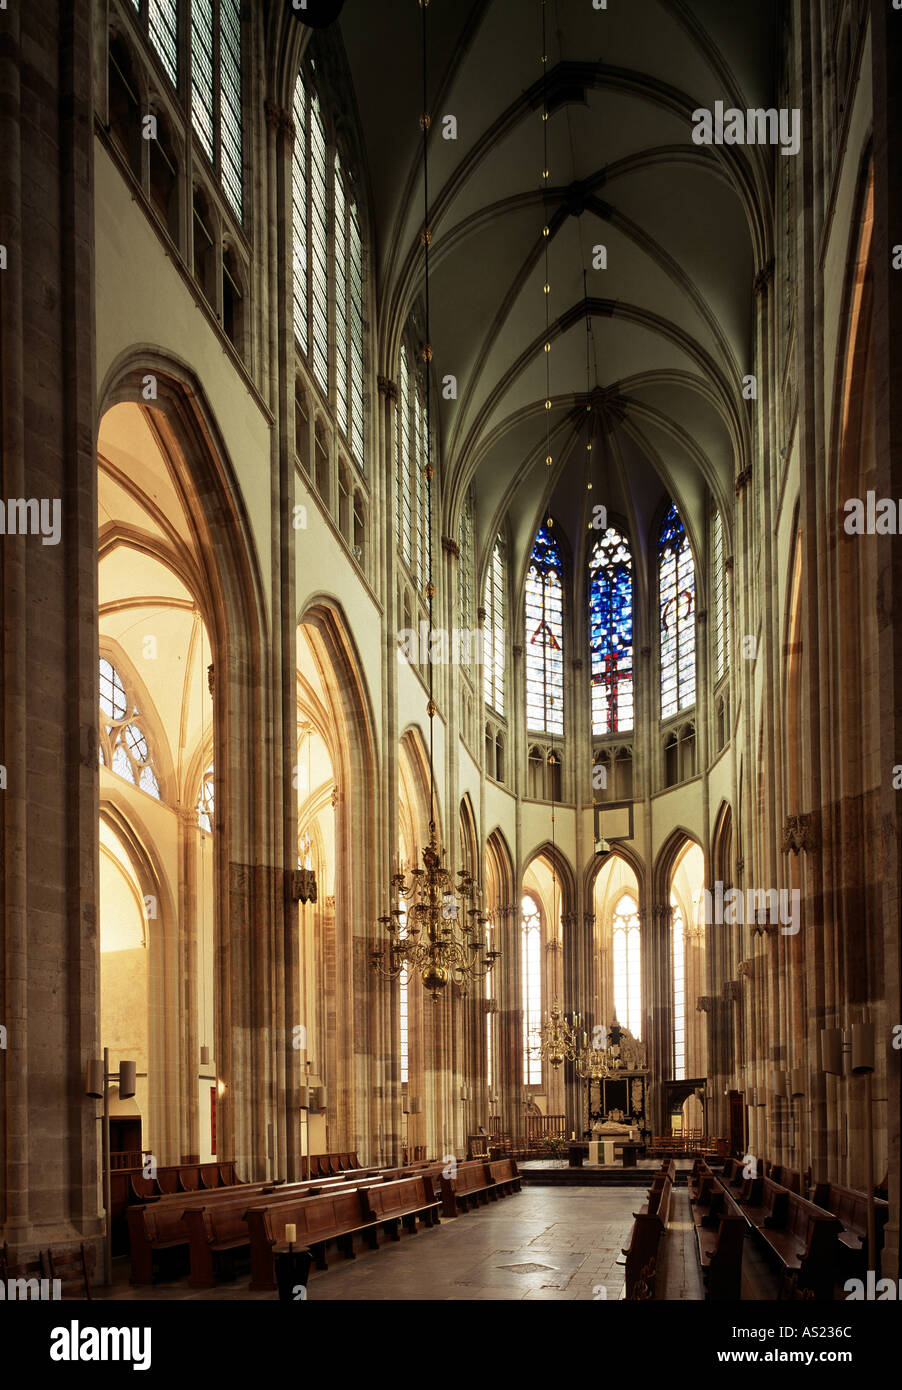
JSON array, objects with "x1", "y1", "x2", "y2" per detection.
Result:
[
  {"x1": 365, "y1": 1176, "x2": 441, "y2": 1240},
  {"x1": 487, "y1": 1158, "x2": 521, "y2": 1195},
  {"x1": 244, "y1": 1189, "x2": 376, "y2": 1288},
  {"x1": 439, "y1": 1160, "x2": 497, "y2": 1217},
  {"x1": 691, "y1": 1181, "x2": 746, "y2": 1299},
  {"x1": 621, "y1": 1175, "x2": 671, "y2": 1299},
  {"x1": 181, "y1": 1184, "x2": 367, "y2": 1287},
  {"x1": 811, "y1": 1181, "x2": 889, "y2": 1260},
  {"x1": 733, "y1": 1180, "x2": 842, "y2": 1300},
  {"x1": 127, "y1": 1180, "x2": 313, "y2": 1284}
]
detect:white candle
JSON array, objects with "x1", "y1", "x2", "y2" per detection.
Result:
[{"x1": 285, "y1": 1223, "x2": 297, "y2": 1243}]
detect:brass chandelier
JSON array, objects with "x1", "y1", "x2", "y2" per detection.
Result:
[
  {"x1": 372, "y1": 0, "x2": 500, "y2": 1005},
  {"x1": 533, "y1": 1002, "x2": 580, "y2": 1069},
  {"x1": 373, "y1": 839, "x2": 499, "y2": 1003}
]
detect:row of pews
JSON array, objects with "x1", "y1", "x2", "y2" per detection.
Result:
[
  {"x1": 619, "y1": 1158, "x2": 675, "y2": 1299},
  {"x1": 647, "y1": 1135, "x2": 726, "y2": 1158},
  {"x1": 126, "y1": 1156, "x2": 521, "y2": 1291},
  {"x1": 690, "y1": 1158, "x2": 890, "y2": 1299},
  {"x1": 301, "y1": 1152, "x2": 366, "y2": 1179}
]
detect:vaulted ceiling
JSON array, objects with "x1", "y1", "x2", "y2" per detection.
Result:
[{"x1": 337, "y1": 0, "x2": 779, "y2": 587}]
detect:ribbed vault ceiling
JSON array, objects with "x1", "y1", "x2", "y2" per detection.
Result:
[{"x1": 338, "y1": 0, "x2": 778, "y2": 579}]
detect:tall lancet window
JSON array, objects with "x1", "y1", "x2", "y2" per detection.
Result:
[
  {"x1": 484, "y1": 537, "x2": 505, "y2": 715},
  {"x1": 191, "y1": 0, "x2": 243, "y2": 221},
  {"x1": 521, "y1": 894, "x2": 543, "y2": 1085},
  {"x1": 589, "y1": 526, "x2": 633, "y2": 735},
  {"x1": 612, "y1": 893, "x2": 641, "y2": 1039},
  {"x1": 712, "y1": 509, "x2": 730, "y2": 681},
  {"x1": 525, "y1": 526, "x2": 563, "y2": 734},
  {"x1": 458, "y1": 492, "x2": 474, "y2": 632},
  {"x1": 671, "y1": 897, "x2": 686, "y2": 1080},
  {"x1": 659, "y1": 502, "x2": 696, "y2": 717}
]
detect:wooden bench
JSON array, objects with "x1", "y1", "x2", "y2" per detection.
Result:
[
  {"x1": 621, "y1": 1175, "x2": 671, "y2": 1299},
  {"x1": 734, "y1": 1180, "x2": 842, "y2": 1300},
  {"x1": 365, "y1": 1176, "x2": 440, "y2": 1240},
  {"x1": 487, "y1": 1158, "x2": 521, "y2": 1195},
  {"x1": 439, "y1": 1160, "x2": 496, "y2": 1217},
  {"x1": 181, "y1": 1183, "x2": 356, "y2": 1287},
  {"x1": 244, "y1": 1188, "x2": 377, "y2": 1288},
  {"x1": 127, "y1": 1180, "x2": 310, "y2": 1284},
  {"x1": 691, "y1": 1181, "x2": 745, "y2": 1299},
  {"x1": 811, "y1": 1181, "x2": 889, "y2": 1260}
]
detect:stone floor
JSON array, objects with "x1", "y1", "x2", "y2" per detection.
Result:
[
  {"x1": 100, "y1": 1185, "x2": 780, "y2": 1302},
  {"x1": 101, "y1": 1187, "x2": 643, "y2": 1302}
]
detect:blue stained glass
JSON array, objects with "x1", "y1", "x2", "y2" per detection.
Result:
[
  {"x1": 589, "y1": 527, "x2": 633, "y2": 735},
  {"x1": 659, "y1": 502, "x2": 696, "y2": 717},
  {"x1": 525, "y1": 525, "x2": 563, "y2": 734}
]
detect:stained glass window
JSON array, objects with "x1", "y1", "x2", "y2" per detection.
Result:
[
  {"x1": 712, "y1": 509, "x2": 730, "y2": 682},
  {"x1": 589, "y1": 527, "x2": 633, "y2": 735},
  {"x1": 612, "y1": 893, "x2": 641, "y2": 1040},
  {"x1": 522, "y1": 894, "x2": 542, "y2": 1085},
  {"x1": 672, "y1": 897, "x2": 685, "y2": 1080},
  {"x1": 659, "y1": 502, "x2": 696, "y2": 717},
  {"x1": 525, "y1": 527, "x2": 563, "y2": 734},
  {"x1": 483, "y1": 538, "x2": 505, "y2": 715}
]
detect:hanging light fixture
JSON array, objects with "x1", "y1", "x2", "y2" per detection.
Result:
[
  {"x1": 533, "y1": 1001, "x2": 580, "y2": 1069},
  {"x1": 372, "y1": 0, "x2": 499, "y2": 1004}
]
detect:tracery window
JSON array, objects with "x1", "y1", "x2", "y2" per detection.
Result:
[
  {"x1": 589, "y1": 526, "x2": 633, "y2": 735},
  {"x1": 525, "y1": 526, "x2": 563, "y2": 734},
  {"x1": 522, "y1": 894, "x2": 543, "y2": 1086},
  {"x1": 612, "y1": 893, "x2": 641, "y2": 1040},
  {"x1": 191, "y1": 0, "x2": 243, "y2": 222},
  {"x1": 99, "y1": 657, "x2": 161, "y2": 800},
  {"x1": 672, "y1": 897, "x2": 686, "y2": 1080},
  {"x1": 659, "y1": 503, "x2": 696, "y2": 718},
  {"x1": 483, "y1": 538, "x2": 505, "y2": 715},
  {"x1": 712, "y1": 509, "x2": 730, "y2": 683}
]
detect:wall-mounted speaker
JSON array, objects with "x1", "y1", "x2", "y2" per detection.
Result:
[
  {"x1": 298, "y1": 1086, "x2": 309, "y2": 1109},
  {"x1": 313, "y1": 1086, "x2": 327, "y2": 1111},
  {"x1": 85, "y1": 1060, "x2": 104, "y2": 1099},
  {"x1": 820, "y1": 1027, "x2": 842, "y2": 1076},
  {"x1": 118, "y1": 1061, "x2": 136, "y2": 1100},
  {"x1": 851, "y1": 1022, "x2": 875, "y2": 1074},
  {"x1": 790, "y1": 1067, "x2": 805, "y2": 1098}
]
